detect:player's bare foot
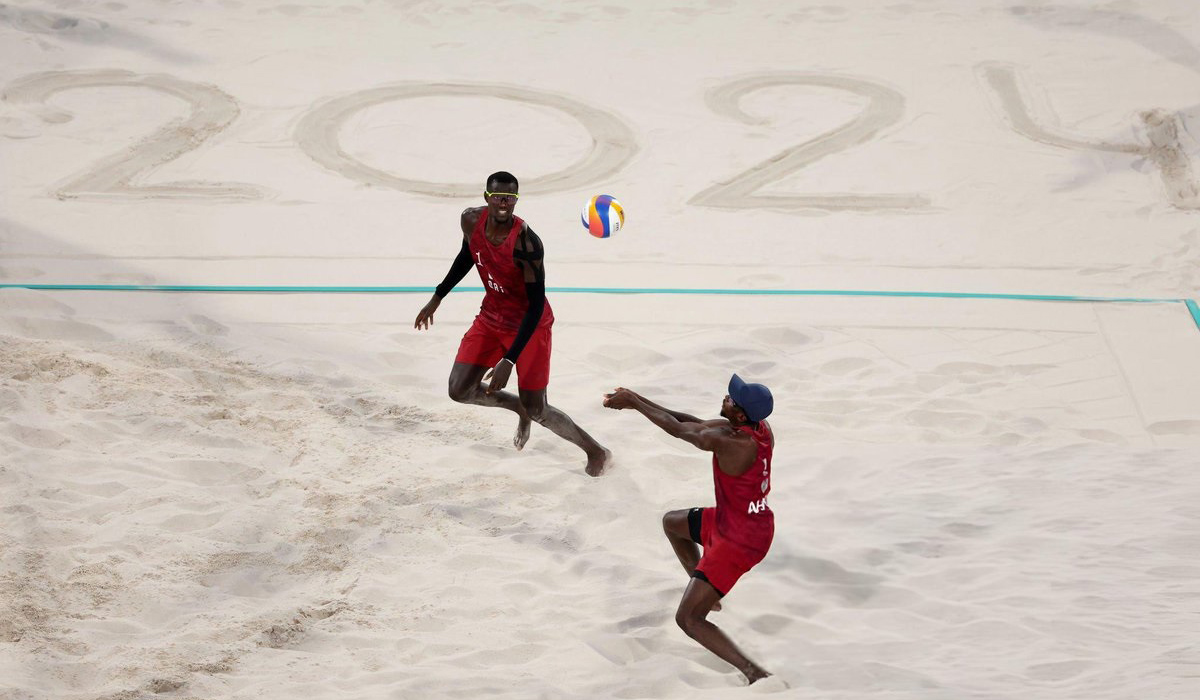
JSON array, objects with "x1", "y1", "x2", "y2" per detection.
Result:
[
  {"x1": 585, "y1": 447, "x2": 611, "y2": 477},
  {"x1": 513, "y1": 416, "x2": 531, "y2": 450},
  {"x1": 744, "y1": 667, "x2": 772, "y2": 685}
]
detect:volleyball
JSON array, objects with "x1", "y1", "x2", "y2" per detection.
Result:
[{"x1": 581, "y1": 194, "x2": 624, "y2": 238}]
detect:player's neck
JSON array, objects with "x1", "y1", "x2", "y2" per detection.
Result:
[{"x1": 485, "y1": 215, "x2": 512, "y2": 242}]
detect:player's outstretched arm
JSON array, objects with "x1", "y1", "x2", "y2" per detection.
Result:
[
  {"x1": 602, "y1": 387, "x2": 710, "y2": 424},
  {"x1": 625, "y1": 393, "x2": 707, "y2": 424},
  {"x1": 603, "y1": 387, "x2": 755, "y2": 469},
  {"x1": 603, "y1": 388, "x2": 682, "y2": 436}
]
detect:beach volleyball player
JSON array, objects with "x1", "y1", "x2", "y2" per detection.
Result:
[
  {"x1": 414, "y1": 171, "x2": 610, "y2": 476},
  {"x1": 603, "y1": 375, "x2": 775, "y2": 684}
]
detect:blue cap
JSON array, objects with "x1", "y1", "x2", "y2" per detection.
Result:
[{"x1": 728, "y1": 374, "x2": 773, "y2": 422}]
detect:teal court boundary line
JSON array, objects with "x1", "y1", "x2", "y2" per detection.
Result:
[{"x1": 2, "y1": 284, "x2": 1198, "y2": 332}]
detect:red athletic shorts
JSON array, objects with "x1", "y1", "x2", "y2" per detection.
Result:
[
  {"x1": 690, "y1": 507, "x2": 769, "y2": 596},
  {"x1": 454, "y1": 316, "x2": 552, "y2": 391}
]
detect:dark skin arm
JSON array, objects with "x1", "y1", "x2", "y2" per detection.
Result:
[
  {"x1": 621, "y1": 394, "x2": 706, "y2": 424},
  {"x1": 414, "y1": 208, "x2": 479, "y2": 330},
  {"x1": 602, "y1": 387, "x2": 757, "y2": 476}
]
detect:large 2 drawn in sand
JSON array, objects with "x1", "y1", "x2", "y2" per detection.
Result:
[{"x1": 3, "y1": 68, "x2": 1196, "y2": 210}]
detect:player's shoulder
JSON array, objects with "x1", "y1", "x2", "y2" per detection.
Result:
[
  {"x1": 515, "y1": 220, "x2": 544, "y2": 254},
  {"x1": 459, "y1": 207, "x2": 485, "y2": 236},
  {"x1": 520, "y1": 221, "x2": 543, "y2": 245},
  {"x1": 724, "y1": 422, "x2": 760, "y2": 447},
  {"x1": 701, "y1": 420, "x2": 748, "y2": 445}
]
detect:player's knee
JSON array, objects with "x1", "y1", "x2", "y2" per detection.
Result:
[
  {"x1": 674, "y1": 608, "x2": 701, "y2": 637},
  {"x1": 662, "y1": 510, "x2": 686, "y2": 537},
  {"x1": 448, "y1": 381, "x2": 473, "y2": 403}
]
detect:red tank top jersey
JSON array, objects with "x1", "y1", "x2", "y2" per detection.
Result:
[
  {"x1": 469, "y1": 214, "x2": 554, "y2": 332},
  {"x1": 711, "y1": 421, "x2": 775, "y2": 553}
]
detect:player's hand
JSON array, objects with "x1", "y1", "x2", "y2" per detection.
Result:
[
  {"x1": 602, "y1": 387, "x2": 637, "y2": 409},
  {"x1": 414, "y1": 295, "x2": 441, "y2": 330},
  {"x1": 484, "y1": 358, "x2": 513, "y2": 394}
]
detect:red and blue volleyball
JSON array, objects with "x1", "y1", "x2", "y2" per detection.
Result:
[{"x1": 581, "y1": 194, "x2": 624, "y2": 238}]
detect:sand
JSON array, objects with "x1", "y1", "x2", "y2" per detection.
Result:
[{"x1": 2, "y1": 1, "x2": 1199, "y2": 698}]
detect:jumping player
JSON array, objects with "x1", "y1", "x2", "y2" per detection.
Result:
[
  {"x1": 415, "y1": 171, "x2": 610, "y2": 476},
  {"x1": 603, "y1": 375, "x2": 775, "y2": 683}
]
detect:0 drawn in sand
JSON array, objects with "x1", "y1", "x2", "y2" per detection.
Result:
[{"x1": 294, "y1": 82, "x2": 638, "y2": 198}]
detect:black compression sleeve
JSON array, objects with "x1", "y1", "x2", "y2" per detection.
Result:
[
  {"x1": 435, "y1": 239, "x2": 473, "y2": 298},
  {"x1": 503, "y1": 280, "x2": 545, "y2": 363}
]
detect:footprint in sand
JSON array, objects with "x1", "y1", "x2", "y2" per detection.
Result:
[
  {"x1": 585, "y1": 634, "x2": 662, "y2": 665},
  {"x1": 703, "y1": 346, "x2": 766, "y2": 362},
  {"x1": 377, "y1": 351, "x2": 419, "y2": 368},
  {"x1": 157, "y1": 510, "x2": 225, "y2": 533},
  {"x1": 819, "y1": 357, "x2": 873, "y2": 375},
  {"x1": 184, "y1": 314, "x2": 228, "y2": 336},
  {"x1": 3, "y1": 316, "x2": 114, "y2": 342},
  {"x1": 457, "y1": 642, "x2": 547, "y2": 667},
  {"x1": 740, "y1": 360, "x2": 778, "y2": 375},
  {"x1": 510, "y1": 530, "x2": 581, "y2": 554},
  {"x1": 260, "y1": 619, "x2": 305, "y2": 649},
  {"x1": 747, "y1": 613, "x2": 793, "y2": 635},
  {"x1": 1148, "y1": 419, "x2": 1200, "y2": 435},
  {"x1": 615, "y1": 610, "x2": 670, "y2": 632},
  {"x1": 5, "y1": 423, "x2": 70, "y2": 449},
  {"x1": 679, "y1": 666, "x2": 735, "y2": 688},
  {"x1": 502, "y1": 581, "x2": 537, "y2": 599},
  {"x1": 1025, "y1": 659, "x2": 1093, "y2": 681},
  {"x1": 588, "y1": 345, "x2": 671, "y2": 373},
  {"x1": 165, "y1": 458, "x2": 250, "y2": 486},
  {"x1": 905, "y1": 409, "x2": 985, "y2": 434},
  {"x1": 940, "y1": 522, "x2": 989, "y2": 538},
  {"x1": 749, "y1": 326, "x2": 823, "y2": 347}
]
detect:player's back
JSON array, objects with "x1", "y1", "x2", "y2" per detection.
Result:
[{"x1": 711, "y1": 422, "x2": 774, "y2": 552}]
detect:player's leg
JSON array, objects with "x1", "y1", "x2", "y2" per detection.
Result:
[
  {"x1": 662, "y1": 508, "x2": 701, "y2": 575},
  {"x1": 665, "y1": 507, "x2": 720, "y2": 611},
  {"x1": 447, "y1": 361, "x2": 526, "y2": 415},
  {"x1": 514, "y1": 324, "x2": 610, "y2": 475},
  {"x1": 519, "y1": 388, "x2": 610, "y2": 476},
  {"x1": 448, "y1": 320, "x2": 529, "y2": 423},
  {"x1": 675, "y1": 577, "x2": 770, "y2": 684},
  {"x1": 451, "y1": 319, "x2": 530, "y2": 449}
]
